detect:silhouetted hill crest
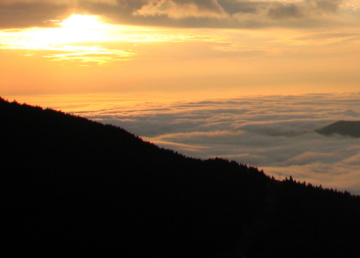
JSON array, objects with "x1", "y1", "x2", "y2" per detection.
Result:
[
  {"x1": 2, "y1": 96, "x2": 360, "y2": 258},
  {"x1": 316, "y1": 120, "x2": 360, "y2": 138}
]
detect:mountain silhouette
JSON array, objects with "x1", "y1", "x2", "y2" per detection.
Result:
[
  {"x1": 316, "y1": 120, "x2": 360, "y2": 138},
  {"x1": 2, "y1": 97, "x2": 360, "y2": 258}
]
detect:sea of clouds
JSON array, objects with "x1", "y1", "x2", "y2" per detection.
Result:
[{"x1": 17, "y1": 92, "x2": 360, "y2": 194}]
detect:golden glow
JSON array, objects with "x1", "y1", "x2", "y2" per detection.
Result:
[
  {"x1": 0, "y1": 14, "x2": 134, "y2": 64},
  {"x1": 53, "y1": 14, "x2": 107, "y2": 43},
  {"x1": 1, "y1": 15, "x2": 109, "y2": 49},
  {"x1": 0, "y1": 14, "x2": 227, "y2": 65},
  {"x1": 60, "y1": 14, "x2": 105, "y2": 30}
]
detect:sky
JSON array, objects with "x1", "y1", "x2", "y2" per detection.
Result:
[
  {"x1": 1, "y1": 0, "x2": 360, "y2": 97},
  {"x1": 1, "y1": 0, "x2": 360, "y2": 193}
]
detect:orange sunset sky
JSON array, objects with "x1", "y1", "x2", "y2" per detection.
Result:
[
  {"x1": 2, "y1": 1, "x2": 360, "y2": 193},
  {"x1": 1, "y1": 0, "x2": 360, "y2": 100}
]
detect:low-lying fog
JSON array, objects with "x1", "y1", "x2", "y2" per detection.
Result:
[{"x1": 15, "y1": 92, "x2": 360, "y2": 194}]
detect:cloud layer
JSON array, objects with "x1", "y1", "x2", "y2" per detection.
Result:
[
  {"x1": 0, "y1": 0, "x2": 355, "y2": 29},
  {"x1": 44, "y1": 92, "x2": 360, "y2": 194}
]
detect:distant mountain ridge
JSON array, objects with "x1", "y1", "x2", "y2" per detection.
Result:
[
  {"x1": 316, "y1": 120, "x2": 360, "y2": 138},
  {"x1": 2, "y1": 97, "x2": 360, "y2": 258}
]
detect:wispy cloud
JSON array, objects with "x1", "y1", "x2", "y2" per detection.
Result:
[
  {"x1": 43, "y1": 47, "x2": 135, "y2": 64},
  {"x1": 0, "y1": 17, "x2": 230, "y2": 65}
]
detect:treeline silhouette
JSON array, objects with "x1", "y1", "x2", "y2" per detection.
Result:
[{"x1": 1, "y1": 97, "x2": 360, "y2": 257}]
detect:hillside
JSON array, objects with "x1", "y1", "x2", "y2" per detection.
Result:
[
  {"x1": 2, "y1": 97, "x2": 360, "y2": 258},
  {"x1": 316, "y1": 120, "x2": 360, "y2": 138}
]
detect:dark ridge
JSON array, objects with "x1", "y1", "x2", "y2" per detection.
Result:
[
  {"x1": 2, "y1": 97, "x2": 360, "y2": 258},
  {"x1": 316, "y1": 120, "x2": 360, "y2": 138}
]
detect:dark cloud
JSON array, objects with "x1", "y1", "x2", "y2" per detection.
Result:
[
  {"x1": 217, "y1": 0, "x2": 260, "y2": 14},
  {"x1": 307, "y1": 0, "x2": 341, "y2": 12},
  {"x1": 0, "y1": 2, "x2": 72, "y2": 29},
  {"x1": 267, "y1": 3, "x2": 304, "y2": 19},
  {"x1": 0, "y1": 0, "x2": 346, "y2": 29},
  {"x1": 267, "y1": 0, "x2": 341, "y2": 20},
  {"x1": 135, "y1": 0, "x2": 226, "y2": 17},
  {"x1": 98, "y1": 0, "x2": 344, "y2": 27}
]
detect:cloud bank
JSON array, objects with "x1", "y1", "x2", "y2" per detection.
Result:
[
  {"x1": 0, "y1": 0, "x2": 354, "y2": 29},
  {"x1": 46, "y1": 92, "x2": 360, "y2": 194}
]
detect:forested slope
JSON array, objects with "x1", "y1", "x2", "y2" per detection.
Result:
[{"x1": 2, "y1": 97, "x2": 360, "y2": 258}]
